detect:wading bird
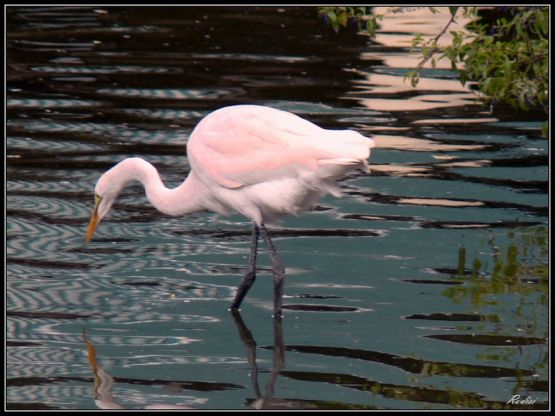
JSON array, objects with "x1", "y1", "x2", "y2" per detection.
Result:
[{"x1": 85, "y1": 105, "x2": 375, "y2": 317}]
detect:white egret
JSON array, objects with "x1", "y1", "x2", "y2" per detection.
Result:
[{"x1": 85, "y1": 104, "x2": 375, "y2": 317}]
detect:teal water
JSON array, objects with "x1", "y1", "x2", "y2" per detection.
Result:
[{"x1": 6, "y1": 6, "x2": 548, "y2": 410}]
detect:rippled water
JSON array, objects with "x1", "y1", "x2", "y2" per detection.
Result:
[{"x1": 6, "y1": 6, "x2": 549, "y2": 410}]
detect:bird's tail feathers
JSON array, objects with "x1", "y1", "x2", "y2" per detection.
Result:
[{"x1": 317, "y1": 157, "x2": 368, "y2": 177}]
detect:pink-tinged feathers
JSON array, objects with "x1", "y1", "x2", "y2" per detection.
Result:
[
  {"x1": 188, "y1": 105, "x2": 374, "y2": 188},
  {"x1": 186, "y1": 105, "x2": 374, "y2": 223}
]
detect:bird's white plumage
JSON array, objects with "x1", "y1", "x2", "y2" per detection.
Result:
[{"x1": 186, "y1": 105, "x2": 374, "y2": 223}]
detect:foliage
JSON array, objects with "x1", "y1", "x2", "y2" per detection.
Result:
[
  {"x1": 318, "y1": 6, "x2": 549, "y2": 135},
  {"x1": 318, "y1": 6, "x2": 380, "y2": 33},
  {"x1": 441, "y1": 7, "x2": 548, "y2": 113}
]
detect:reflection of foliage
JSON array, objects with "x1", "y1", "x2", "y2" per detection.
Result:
[
  {"x1": 445, "y1": 226, "x2": 548, "y2": 307},
  {"x1": 444, "y1": 226, "x2": 548, "y2": 366},
  {"x1": 318, "y1": 6, "x2": 549, "y2": 136},
  {"x1": 284, "y1": 370, "x2": 546, "y2": 409},
  {"x1": 446, "y1": 226, "x2": 548, "y2": 400}
]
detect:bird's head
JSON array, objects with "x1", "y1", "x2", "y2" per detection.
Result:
[{"x1": 85, "y1": 167, "x2": 123, "y2": 244}]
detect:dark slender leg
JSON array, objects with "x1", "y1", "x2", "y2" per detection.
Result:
[
  {"x1": 260, "y1": 224, "x2": 286, "y2": 318},
  {"x1": 230, "y1": 223, "x2": 259, "y2": 311}
]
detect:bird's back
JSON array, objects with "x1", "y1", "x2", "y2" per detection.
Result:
[{"x1": 186, "y1": 105, "x2": 374, "y2": 223}]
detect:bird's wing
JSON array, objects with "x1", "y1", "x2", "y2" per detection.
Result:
[{"x1": 187, "y1": 105, "x2": 372, "y2": 189}]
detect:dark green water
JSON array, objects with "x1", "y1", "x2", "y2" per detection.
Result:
[{"x1": 6, "y1": 6, "x2": 548, "y2": 410}]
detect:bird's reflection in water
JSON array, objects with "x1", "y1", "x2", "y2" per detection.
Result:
[
  {"x1": 231, "y1": 311, "x2": 293, "y2": 410},
  {"x1": 83, "y1": 329, "x2": 125, "y2": 410},
  {"x1": 82, "y1": 329, "x2": 192, "y2": 410}
]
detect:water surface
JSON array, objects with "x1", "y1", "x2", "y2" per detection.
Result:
[{"x1": 6, "y1": 6, "x2": 548, "y2": 410}]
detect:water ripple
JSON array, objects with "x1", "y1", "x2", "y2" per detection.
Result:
[
  {"x1": 7, "y1": 98, "x2": 103, "y2": 108},
  {"x1": 8, "y1": 119, "x2": 189, "y2": 144},
  {"x1": 8, "y1": 136, "x2": 104, "y2": 152},
  {"x1": 6, "y1": 5, "x2": 548, "y2": 410},
  {"x1": 7, "y1": 179, "x2": 88, "y2": 195},
  {"x1": 120, "y1": 108, "x2": 205, "y2": 120},
  {"x1": 8, "y1": 385, "x2": 91, "y2": 408},
  {"x1": 8, "y1": 194, "x2": 87, "y2": 218},
  {"x1": 7, "y1": 317, "x2": 209, "y2": 346},
  {"x1": 12, "y1": 39, "x2": 97, "y2": 51},
  {"x1": 97, "y1": 87, "x2": 242, "y2": 100},
  {"x1": 31, "y1": 65, "x2": 178, "y2": 74}
]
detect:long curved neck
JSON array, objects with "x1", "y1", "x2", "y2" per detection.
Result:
[{"x1": 108, "y1": 157, "x2": 205, "y2": 216}]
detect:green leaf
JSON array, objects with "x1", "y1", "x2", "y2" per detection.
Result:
[
  {"x1": 407, "y1": 71, "x2": 420, "y2": 87},
  {"x1": 338, "y1": 11, "x2": 348, "y2": 27},
  {"x1": 541, "y1": 121, "x2": 548, "y2": 138},
  {"x1": 411, "y1": 33, "x2": 424, "y2": 48},
  {"x1": 366, "y1": 18, "x2": 378, "y2": 35}
]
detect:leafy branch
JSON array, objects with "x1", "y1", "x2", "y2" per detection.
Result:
[
  {"x1": 318, "y1": 6, "x2": 549, "y2": 135},
  {"x1": 404, "y1": 7, "x2": 466, "y2": 87}
]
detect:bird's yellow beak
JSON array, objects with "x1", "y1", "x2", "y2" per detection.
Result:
[{"x1": 85, "y1": 194, "x2": 102, "y2": 244}]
